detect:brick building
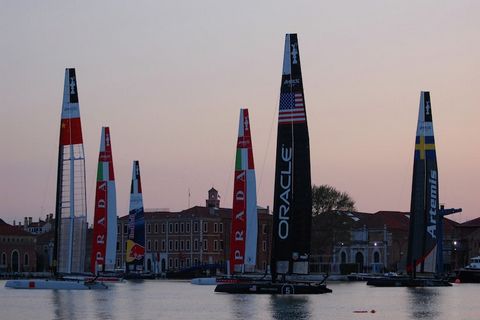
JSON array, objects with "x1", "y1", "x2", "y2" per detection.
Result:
[
  {"x1": 116, "y1": 189, "x2": 272, "y2": 274},
  {"x1": 0, "y1": 219, "x2": 37, "y2": 273}
]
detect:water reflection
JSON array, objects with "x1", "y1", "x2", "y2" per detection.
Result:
[
  {"x1": 406, "y1": 288, "x2": 440, "y2": 319},
  {"x1": 50, "y1": 285, "x2": 117, "y2": 320},
  {"x1": 90, "y1": 286, "x2": 116, "y2": 320},
  {"x1": 269, "y1": 295, "x2": 311, "y2": 320},
  {"x1": 227, "y1": 295, "x2": 259, "y2": 319},
  {"x1": 52, "y1": 290, "x2": 79, "y2": 320}
]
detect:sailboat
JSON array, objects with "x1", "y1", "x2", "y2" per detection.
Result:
[
  {"x1": 229, "y1": 108, "x2": 258, "y2": 274},
  {"x1": 124, "y1": 160, "x2": 148, "y2": 279},
  {"x1": 367, "y1": 92, "x2": 452, "y2": 287},
  {"x1": 192, "y1": 108, "x2": 258, "y2": 286},
  {"x1": 88, "y1": 127, "x2": 122, "y2": 282},
  {"x1": 6, "y1": 68, "x2": 106, "y2": 289},
  {"x1": 215, "y1": 34, "x2": 331, "y2": 294}
]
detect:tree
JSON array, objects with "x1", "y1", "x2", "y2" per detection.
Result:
[
  {"x1": 310, "y1": 185, "x2": 356, "y2": 257},
  {"x1": 311, "y1": 184, "x2": 356, "y2": 216}
]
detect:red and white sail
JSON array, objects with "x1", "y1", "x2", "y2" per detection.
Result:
[
  {"x1": 55, "y1": 68, "x2": 87, "y2": 274},
  {"x1": 230, "y1": 109, "x2": 257, "y2": 273},
  {"x1": 91, "y1": 127, "x2": 117, "y2": 273}
]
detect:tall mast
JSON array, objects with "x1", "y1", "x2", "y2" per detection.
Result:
[
  {"x1": 126, "y1": 161, "x2": 145, "y2": 273},
  {"x1": 91, "y1": 127, "x2": 117, "y2": 273},
  {"x1": 54, "y1": 68, "x2": 87, "y2": 274},
  {"x1": 407, "y1": 91, "x2": 439, "y2": 275},
  {"x1": 271, "y1": 34, "x2": 312, "y2": 282},
  {"x1": 230, "y1": 108, "x2": 257, "y2": 274}
]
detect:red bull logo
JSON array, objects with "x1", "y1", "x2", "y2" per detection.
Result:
[{"x1": 126, "y1": 240, "x2": 145, "y2": 263}]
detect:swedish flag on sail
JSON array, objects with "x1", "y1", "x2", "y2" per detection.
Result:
[{"x1": 415, "y1": 136, "x2": 436, "y2": 160}]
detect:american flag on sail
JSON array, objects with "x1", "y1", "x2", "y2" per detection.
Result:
[{"x1": 278, "y1": 92, "x2": 306, "y2": 124}]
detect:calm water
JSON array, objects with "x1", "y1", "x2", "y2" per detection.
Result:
[{"x1": 1, "y1": 280, "x2": 479, "y2": 320}]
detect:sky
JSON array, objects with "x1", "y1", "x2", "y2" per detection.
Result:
[{"x1": 1, "y1": 1, "x2": 479, "y2": 225}]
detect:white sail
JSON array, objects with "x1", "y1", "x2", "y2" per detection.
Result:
[{"x1": 56, "y1": 68, "x2": 87, "y2": 274}]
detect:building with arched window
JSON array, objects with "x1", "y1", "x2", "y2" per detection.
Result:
[
  {"x1": 313, "y1": 210, "x2": 458, "y2": 275},
  {"x1": 0, "y1": 219, "x2": 37, "y2": 273}
]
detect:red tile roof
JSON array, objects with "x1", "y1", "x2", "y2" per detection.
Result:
[
  {"x1": 336, "y1": 210, "x2": 458, "y2": 233},
  {"x1": 119, "y1": 206, "x2": 270, "y2": 221},
  {"x1": 0, "y1": 224, "x2": 34, "y2": 236},
  {"x1": 458, "y1": 217, "x2": 480, "y2": 228}
]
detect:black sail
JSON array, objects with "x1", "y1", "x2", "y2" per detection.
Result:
[
  {"x1": 406, "y1": 91, "x2": 439, "y2": 274},
  {"x1": 271, "y1": 34, "x2": 312, "y2": 281}
]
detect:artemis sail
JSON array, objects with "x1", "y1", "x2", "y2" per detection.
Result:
[
  {"x1": 91, "y1": 127, "x2": 117, "y2": 273},
  {"x1": 407, "y1": 91, "x2": 439, "y2": 274},
  {"x1": 270, "y1": 33, "x2": 312, "y2": 281},
  {"x1": 126, "y1": 161, "x2": 146, "y2": 273},
  {"x1": 229, "y1": 108, "x2": 258, "y2": 273},
  {"x1": 367, "y1": 91, "x2": 455, "y2": 287}
]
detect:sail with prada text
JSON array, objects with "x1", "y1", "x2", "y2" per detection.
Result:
[
  {"x1": 54, "y1": 68, "x2": 87, "y2": 274},
  {"x1": 90, "y1": 127, "x2": 117, "y2": 273},
  {"x1": 126, "y1": 161, "x2": 145, "y2": 272},
  {"x1": 407, "y1": 91, "x2": 439, "y2": 274},
  {"x1": 230, "y1": 108, "x2": 258, "y2": 273},
  {"x1": 271, "y1": 34, "x2": 312, "y2": 280}
]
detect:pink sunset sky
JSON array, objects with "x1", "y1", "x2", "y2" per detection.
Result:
[{"x1": 1, "y1": 1, "x2": 479, "y2": 224}]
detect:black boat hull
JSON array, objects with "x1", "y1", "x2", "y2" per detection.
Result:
[
  {"x1": 454, "y1": 269, "x2": 480, "y2": 283},
  {"x1": 367, "y1": 277, "x2": 451, "y2": 287},
  {"x1": 215, "y1": 282, "x2": 332, "y2": 294}
]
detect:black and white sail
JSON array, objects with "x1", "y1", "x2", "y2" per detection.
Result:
[
  {"x1": 271, "y1": 34, "x2": 312, "y2": 281},
  {"x1": 407, "y1": 91, "x2": 439, "y2": 274}
]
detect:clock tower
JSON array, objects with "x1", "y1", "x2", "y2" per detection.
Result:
[{"x1": 206, "y1": 187, "x2": 220, "y2": 208}]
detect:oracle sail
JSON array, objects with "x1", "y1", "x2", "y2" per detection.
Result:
[
  {"x1": 271, "y1": 34, "x2": 312, "y2": 281},
  {"x1": 407, "y1": 91, "x2": 439, "y2": 274},
  {"x1": 215, "y1": 34, "x2": 330, "y2": 294},
  {"x1": 229, "y1": 108, "x2": 258, "y2": 274},
  {"x1": 90, "y1": 127, "x2": 117, "y2": 273},
  {"x1": 125, "y1": 161, "x2": 146, "y2": 273},
  {"x1": 54, "y1": 68, "x2": 88, "y2": 274}
]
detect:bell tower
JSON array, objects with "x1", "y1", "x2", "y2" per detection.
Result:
[{"x1": 206, "y1": 187, "x2": 220, "y2": 208}]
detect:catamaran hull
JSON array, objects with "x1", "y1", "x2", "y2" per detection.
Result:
[
  {"x1": 453, "y1": 269, "x2": 480, "y2": 283},
  {"x1": 366, "y1": 277, "x2": 451, "y2": 287},
  {"x1": 215, "y1": 282, "x2": 332, "y2": 294},
  {"x1": 191, "y1": 277, "x2": 218, "y2": 285},
  {"x1": 191, "y1": 277, "x2": 248, "y2": 285},
  {"x1": 4, "y1": 279, "x2": 108, "y2": 290}
]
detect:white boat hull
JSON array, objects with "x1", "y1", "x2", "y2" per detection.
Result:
[
  {"x1": 191, "y1": 277, "x2": 217, "y2": 285},
  {"x1": 5, "y1": 279, "x2": 108, "y2": 290}
]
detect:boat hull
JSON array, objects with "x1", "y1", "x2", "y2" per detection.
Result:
[
  {"x1": 191, "y1": 276, "x2": 249, "y2": 285},
  {"x1": 215, "y1": 282, "x2": 332, "y2": 294},
  {"x1": 84, "y1": 276, "x2": 123, "y2": 283},
  {"x1": 4, "y1": 279, "x2": 108, "y2": 290},
  {"x1": 191, "y1": 277, "x2": 218, "y2": 285},
  {"x1": 454, "y1": 269, "x2": 480, "y2": 283},
  {"x1": 367, "y1": 277, "x2": 451, "y2": 287}
]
